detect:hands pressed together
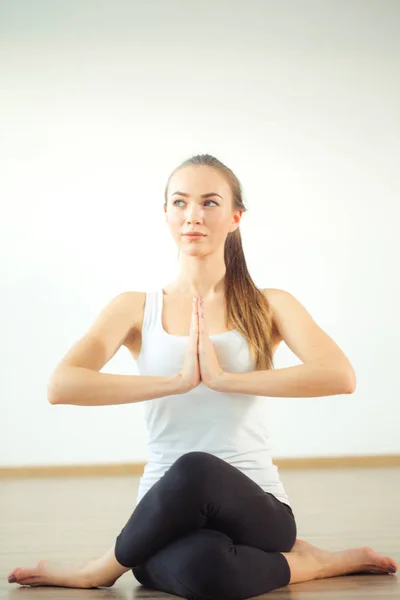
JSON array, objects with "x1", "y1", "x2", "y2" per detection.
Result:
[{"x1": 178, "y1": 296, "x2": 225, "y2": 392}]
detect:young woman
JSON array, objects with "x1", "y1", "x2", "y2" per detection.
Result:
[{"x1": 8, "y1": 154, "x2": 397, "y2": 597}]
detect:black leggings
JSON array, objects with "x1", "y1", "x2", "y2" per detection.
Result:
[{"x1": 115, "y1": 451, "x2": 297, "y2": 600}]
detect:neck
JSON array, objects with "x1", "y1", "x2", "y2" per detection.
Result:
[{"x1": 166, "y1": 274, "x2": 226, "y2": 299}]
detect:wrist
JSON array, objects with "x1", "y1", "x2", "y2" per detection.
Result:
[
  {"x1": 168, "y1": 373, "x2": 194, "y2": 394},
  {"x1": 210, "y1": 370, "x2": 229, "y2": 391},
  {"x1": 166, "y1": 373, "x2": 184, "y2": 394}
]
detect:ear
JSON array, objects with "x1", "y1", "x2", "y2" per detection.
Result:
[{"x1": 230, "y1": 209, "x2": 243, "y2": 232}]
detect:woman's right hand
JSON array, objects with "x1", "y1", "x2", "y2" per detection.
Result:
[{"x1": 176, "y1": 297, "x2": 201, "y2": 392}]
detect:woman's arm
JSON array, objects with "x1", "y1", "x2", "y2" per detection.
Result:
[
  {"x1": 48, "y1": 367, "x2": 183, "y2": 406},
  {"x1": 212, "y1": 360, "x2": 354, "y2": 397},
  {"x1": 213, "y1": 289, "x2": 356, "y2": 397}
]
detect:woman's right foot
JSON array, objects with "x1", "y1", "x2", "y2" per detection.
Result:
[
  {"x1": 7, "y1": 546, "x2": 130, "y2": 588},
  {"x1": 284, "y1": 539, "x2": 398, "y2": 584},
  {"x1": 7, "y1": 559, "x2": 94, "y2": 588}
]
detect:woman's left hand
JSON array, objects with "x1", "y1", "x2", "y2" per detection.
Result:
[{"x1": 197, "y1": 296, "x2": 226, "y2": 390}]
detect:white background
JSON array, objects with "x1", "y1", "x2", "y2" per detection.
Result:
[{"x1": 1, "y1": 0, "x2": 399, "y2": 466}]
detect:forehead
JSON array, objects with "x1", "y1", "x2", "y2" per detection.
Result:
[{"x1": 168, "y1": 166, "x2": 229, "y2": 196}]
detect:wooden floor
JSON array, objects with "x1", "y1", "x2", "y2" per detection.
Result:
[{"x1": 2, "y1": 467, "x2": 399, "y2": 599}]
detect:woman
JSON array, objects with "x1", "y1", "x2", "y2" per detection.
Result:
[{"x1": 8, "y1": 154, "x2": 397, "y2": 597}]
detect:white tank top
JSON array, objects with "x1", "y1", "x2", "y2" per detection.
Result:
[{"x1": 135, "y1": 290, "x2": 291, "y2": 509}]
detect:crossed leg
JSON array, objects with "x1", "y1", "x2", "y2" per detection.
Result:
[{"x1": 8, "y1": 452, "x2": 398, "y2": 590}]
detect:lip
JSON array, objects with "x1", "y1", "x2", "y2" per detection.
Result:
[{"x1": 183, "y1": 233, "x2": 206, "y2": 237}]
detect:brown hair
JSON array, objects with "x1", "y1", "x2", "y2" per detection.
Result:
[{"x1": 164, "y1": 153, "x2": 277, "y2": 371}]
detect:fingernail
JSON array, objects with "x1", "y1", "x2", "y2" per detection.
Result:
[
  {"x1": 8, "y1": 576, "x2": 16, "y2": 583},
  {"x1": 388, "y1": 566, "x2": 396, "y2": 573}
]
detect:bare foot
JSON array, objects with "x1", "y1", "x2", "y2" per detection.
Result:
[
  {"x1": 291, "y1": 539, "x2": 398, "y2": 579},
  {"x1": 79, "y1": 546, "x2": 130, "y2": 587},
  {"x1": 7, "y1": 547, "x2": 130, "y2": 589},
  {"x1": 7, "y1": 558, "x2": 95, "y2": 588}
]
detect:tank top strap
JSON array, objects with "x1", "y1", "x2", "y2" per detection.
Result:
[{"x1": 141, "y1": 290, "x2": 161, "y2": 334}]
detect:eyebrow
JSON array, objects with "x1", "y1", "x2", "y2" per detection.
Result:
[{"x1": 172, "y1": 191, "x2": 223, "y2": 200}]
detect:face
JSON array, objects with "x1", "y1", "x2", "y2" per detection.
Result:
[{"x1": 164, "y1": 165, "x2": 242, "y2": 253}]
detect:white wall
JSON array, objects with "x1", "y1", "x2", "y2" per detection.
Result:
[{"x1": 1, "y1": 0, "x2": 399, "y2": 467}]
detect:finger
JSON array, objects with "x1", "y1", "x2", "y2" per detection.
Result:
[
  {"x1": 192, "y1": 297, "x2": 199, "y2": 344},
  {"x1": 191, "y1": 297, "x2": 196, "y2": 329},
  {"x1": 198, "y1": 297, "x2": 204, "y2": 334}
]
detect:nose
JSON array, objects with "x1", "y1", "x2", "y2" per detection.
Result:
[{"x1": 185, "y1": 204, "x2": 203, "y2": 223}]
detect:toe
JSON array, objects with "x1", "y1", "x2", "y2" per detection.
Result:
[
  {"x1": 384, "y1": 557, "x2": 397, "y2": 570},
  {"x1": 14, "y1": 568, "x2": 36, "y2": 580},
  {"x1": 8, "y1": 568, "x2": 20, "y2": 579},
  {"x1": 19, "y1": 578, "x2": 42, "y2": 586}
]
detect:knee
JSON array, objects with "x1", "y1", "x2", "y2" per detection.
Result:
[
  {"x1": 171, "y1": 452, "x2": 216, "y2": 484},
  {"x1": 282, "y1": 517, "x2": 297, "y2": 552},
  {"x1": 178, "y1": 537, "x2": 236, "y2": 600},
  {"x1": 174, "y1": 451, "x2": 215, "y2": 469},
  {"x1": 182, "y1": 559, "x2": 232, "y2": 600}
]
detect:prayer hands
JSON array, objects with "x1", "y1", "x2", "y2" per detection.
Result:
[{"x1": 177, "y1": 297, "x2": 225, "y2": 392}]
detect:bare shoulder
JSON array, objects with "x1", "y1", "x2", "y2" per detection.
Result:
[
  {"x1": 261, "y1": 287, "x2": 291, "y2": 315},
  {"x1": 122, "y1": 290, "x2": 146, "y2": 305},
  {"x1": 261, "y1": 287, "x2": 306, "y2": 325},
  {"x1": 261, "y1": 287, "x2": 313, "y2": 349},
  {"x1": 261, "y1": 287, "x2": 289, "y2": 304},
  {"x1": 122, "y1": 290, "x2": 147, "y2": 316}
]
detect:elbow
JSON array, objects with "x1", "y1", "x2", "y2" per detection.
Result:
[
  {"x1": 345, "y1": 368, "x2": 357, "y2": 394},
  {"x1": 47, "y1": 378, "x2": 61, "y2": 405},
  {"x1": 47, "y1": 390, "x2": 58, "y2": 405},
  {"x1": 331, "y1": 357, "x2": 356, "y2": 394},
  {"x1": 322, "y1": 358, "x2": 357, "y2": 394},
  {"x1": 347, "y1": 381, "x2": 356, "y2": 394}
]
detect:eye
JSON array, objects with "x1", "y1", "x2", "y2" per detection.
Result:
[{"x1": 173, "y1": 200, "x2": 218, "y2": 207}]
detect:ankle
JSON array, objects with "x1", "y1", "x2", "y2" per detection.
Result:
[
  {"x1": 281, "y1": 550, "x2": 322, "y2": 585},
  {"x1": 79, "y1": 551, "x2": 128, "y2": 589},
  {"x1": 75, "y1": 569, "x2": 97, "y2": 589}
]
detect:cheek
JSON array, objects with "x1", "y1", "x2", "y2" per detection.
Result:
[
  {"x1": 212, "y1": 216, "x2": 229, "y2": 231},
  {"x1": 167, "y1": 213, "x2": 181, "y2": 227}
]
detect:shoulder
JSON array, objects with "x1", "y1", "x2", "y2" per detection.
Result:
[
  {"x1": 121, "y1": 291, "x2": 147, "y2": 315},
  {"x1": 261, "y1": 288, "x2": 307, "y2": 340},
  {"x1": 261, "y1": 288, "x2": 309, "y2": 322},
  {"x1": 120, "y1": 290, "x2": 146, "y2": 303},
  {"x1": 261, "y1": 287, "x2": 283, "y2": 300},
  {"x1": 108, "y1": 291, "x2": 146, "y2": 327},
  {"x1": 261, "y1": 287, "x2": 292, "y2": 308}
]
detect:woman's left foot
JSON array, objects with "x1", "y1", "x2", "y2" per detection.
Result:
[{"x1": 292, "y1": 538, "x2": 398, "y2": 577}]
